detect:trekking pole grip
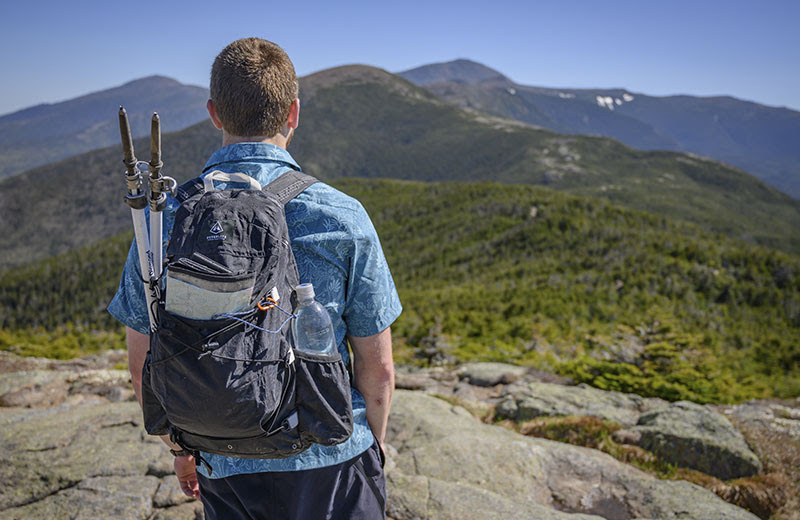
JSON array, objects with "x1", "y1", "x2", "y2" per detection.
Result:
[
  {"x1": 119, "y1": 107, "x2": 146, "y2": 210},
  {"x1": 149, "y1": 113, "x2": 163, "y2": 175},
  {"x1": 119, "y1": 106, "x2": 137, "y2": 175}
]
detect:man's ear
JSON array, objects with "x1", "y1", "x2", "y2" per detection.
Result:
[
  {"x1": 287, "y1": 98, "x2": 300, "y2": 130},
  {"x1": 207, "y1": 99, "x2": 223, "y2": 130}
]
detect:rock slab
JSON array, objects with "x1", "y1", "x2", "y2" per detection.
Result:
[
  {"x1": 0, "y1": 398, "x2": 200, "y2": 519},
  {"x1": 456, "y1": 362, "x2": 528, "y2": 387},
  {"x1": 497, "y1": 381, "x2": 664, "y2": 426},
  {"x1": 626, "y1": 400, "x2": 762, "y2": 480},
  {"x1": 386, "y1": 390, "x2": 759, "y2": 520}
]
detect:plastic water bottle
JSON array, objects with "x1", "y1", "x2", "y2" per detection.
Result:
[{"x1": 292, "y1": 283, "x2": 335, "y2": 355}]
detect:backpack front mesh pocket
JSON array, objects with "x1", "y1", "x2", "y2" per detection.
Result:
[{"x1": 164, "y1": 264, "x2": 256, "y2": 320}]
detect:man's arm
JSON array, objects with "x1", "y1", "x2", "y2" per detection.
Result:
[
  {"x1": 126, "y1": 327, "x2": 149, "y2": 407},
  {"x1": 126, "y1": 327, "x2": 200, "y2": 498},
  {"x1": 348, "y1": 327, "x2": 394, "y2": 449}
]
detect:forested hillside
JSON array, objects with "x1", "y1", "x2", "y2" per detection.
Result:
[
  {"x1": 2, "y1": 179, "x2": 797, "y2": 403},
  {"x1": 2, "y1": 65, "x2": 799, "y2": 272}
]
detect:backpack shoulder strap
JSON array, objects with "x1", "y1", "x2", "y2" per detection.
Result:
[
  {"x1": 264, "y1": 170, "x2": 318, "y2": 205},
  {"x1": 175, "y1": 177, "x2": 204, "y2": 203}
]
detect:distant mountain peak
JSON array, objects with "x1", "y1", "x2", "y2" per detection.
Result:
[
  {"x1": 398, "y1": 59, "x2": 511, "y2": 86},
  {"x1": 0, "y1": 75, "x2": 210, "y2": 180},
  {"x1": 120, "y1": 75, "x2": 185, "y2": 88},
  {"x1": 304, "y1": 64, "x2": 394, "y2": 83},
  {"x1": 300, "y1": 64, "x2": 435, "y2": 104}
]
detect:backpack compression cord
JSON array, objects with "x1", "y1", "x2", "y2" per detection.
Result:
[{"x1": 118, "y1": 107, "x2": 176, "y2": 331}]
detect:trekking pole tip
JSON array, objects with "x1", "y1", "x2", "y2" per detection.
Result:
[
  {"x1": 152, "y1": 112, "x2": 160, "y2": 121},
  {"x1": 119, "y1": 106, "x2": 126, "y2": 115}
]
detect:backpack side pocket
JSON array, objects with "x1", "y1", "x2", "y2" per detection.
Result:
[
  {"x1": 294, "y1": 349, "x2": 354, "y2": 446},
  {"x1": 141, "y1": 350, "x2": 170, "y2": 436}
]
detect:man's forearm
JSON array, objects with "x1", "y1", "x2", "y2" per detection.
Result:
[
  {"x1": 349, "y1": 327, "x2": 394, "y2": 445},
  {"x1": 359, "y1": 373, "x2": 393, "y2": 445},
  {"x1": 126, "y1": 327, "x2": 149, "y2": 406}
]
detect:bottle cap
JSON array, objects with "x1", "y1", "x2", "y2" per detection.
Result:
[{"x1": 295, "y1": 283, "x2": 315, "y2": 301}]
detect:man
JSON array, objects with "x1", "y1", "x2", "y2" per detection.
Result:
[{"x1": 108, "y1": 37, "x2": 401, "y2": 519}]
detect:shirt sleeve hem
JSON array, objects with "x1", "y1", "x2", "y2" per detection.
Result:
[
  {"x1": 346, "y1": 301, "x2": 403, "y2": 338},
  {"x1": 106, "y1": 306, "x2": 150, "y2": 336}
]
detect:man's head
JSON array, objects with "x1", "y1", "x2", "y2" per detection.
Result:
[{"x1": 209, "y1": 38, "x2": 298, "y2": 140}]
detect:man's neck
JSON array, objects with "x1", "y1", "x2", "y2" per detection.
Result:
[{"x1": 222, "y1": 132, "x2": 287, "y2": 149}]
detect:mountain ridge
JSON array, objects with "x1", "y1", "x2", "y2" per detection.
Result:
[
  {"x1": 0, "y1": 75, "x2": 188, "y2": 120},
  {"x1": 401, "y1": 58, "x2": 796, "y2": 110},
  {"x1": 1, "y1": 64, "x2": 798, "y2": 273},
  {"x1": 398, "y1": 58, "x2": 511, "y2": 85},
  {"x1": 398, "y1": 60, "x2": 800, "y2": 198},
  {"x1": 0, "y1": 75, "x2": 209, "y2": 180}
]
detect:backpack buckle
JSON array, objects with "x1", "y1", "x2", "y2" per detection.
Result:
[
  {"x1": 282, "y1": 411, "x2": 298, "y2": 431},
  {"x1": 257, "y1": 297, "x2": 277, "y2": 311}
]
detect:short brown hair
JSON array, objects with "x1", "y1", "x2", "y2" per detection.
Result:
[{"x1": 210, "y1": 38, "x2": 298, "y2": 137}]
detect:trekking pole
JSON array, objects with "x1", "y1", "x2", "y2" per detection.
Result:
[
  {"x1": 118, "y1": 106, "x2": 157, "y2": 331},
  {"x1": 147, "y1": 113, "x2": 176, "y2": 292}
]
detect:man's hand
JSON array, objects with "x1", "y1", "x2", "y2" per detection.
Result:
[{"x1": 174, "y1": 455, "x2": 200, "y2": 498}]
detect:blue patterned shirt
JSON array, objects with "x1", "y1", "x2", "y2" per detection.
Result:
[{"x1": 108, "y1": 143, "x2": 402, "y2": 478}]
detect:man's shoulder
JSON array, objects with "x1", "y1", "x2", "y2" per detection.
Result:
[
  {"x1": 299, "y1": 181, "x2": 364, "y2": 212},
  {"x1": 290, "y1": 181, "x2": 372, "y2": 232}
]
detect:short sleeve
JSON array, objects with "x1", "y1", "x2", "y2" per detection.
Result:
[
  {"x1": 342, "y1": 206, "x2": 402, "y2": 337},
  {"x1": 107, "y1": 239, "x2": 151, "y2": 335}
]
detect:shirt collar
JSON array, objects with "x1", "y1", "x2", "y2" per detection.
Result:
[{"x1": 202, "y1": 142, "x2": 301, "y2": 173}]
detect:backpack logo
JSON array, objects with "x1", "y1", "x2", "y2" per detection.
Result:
[{"x1": 206, "y1": 220, "x2": 228, "y2": 241}]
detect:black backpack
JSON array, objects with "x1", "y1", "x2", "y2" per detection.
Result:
[{"x1": 140, "y1": 170, "x2": 354, "y2": 471}]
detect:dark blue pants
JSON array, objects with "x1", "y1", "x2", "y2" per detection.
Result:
[{"x1": 197, "y1": 440, "x2": 386, "y2": 520}]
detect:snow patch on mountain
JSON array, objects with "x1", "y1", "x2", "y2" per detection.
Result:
[
  {"x1": 597, "y1": 93, "x2": 635, "y2": 110},
  {"x1": 596, "y1": 96, "x2": 616, "y2": 110}
]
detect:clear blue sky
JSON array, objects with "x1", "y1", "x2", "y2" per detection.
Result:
[{"x1": 1, "y1": 0, "x2": 798, "y2": 116}]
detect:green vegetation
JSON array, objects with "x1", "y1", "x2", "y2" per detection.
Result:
[
  {"x1": 0, "y1": 232, "x2": 132, "y2": 331},
  {"x1": 0, "y1": 326, "x2": 125, "y2": 359},
  {"x1": 513, "y1": 415, "x2": 682, "y2": 478},
  {"x1": 343, "y1": 179, "x2": 799, "y2": 402},
  {"x1": 0, "y1": 232, "x2": 132, "y2": 358},
  {"x1": 3, "y1": 67, "x2": 799, "y2": 272},
  {"x1": 2, "y1": 178, "x2": 797, "y2": 403},
  {"x1": 0, "y1": 121, "x2": 219, "y2": 271}
]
